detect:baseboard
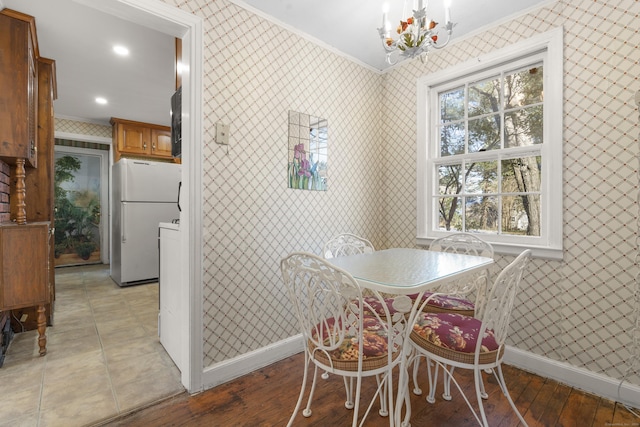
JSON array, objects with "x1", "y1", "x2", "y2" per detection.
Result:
[
  {"x1": 199, "y1": 337, "x2": 640, "y2": 409},
  {"x1": 201, "y1": 334, "x2": 304, "y2": 391},
  {"x1": 504, "y1": 345, "x2": 640, "y2": 408}
]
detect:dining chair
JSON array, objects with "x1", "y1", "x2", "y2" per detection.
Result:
[
  {"x1": 410, "y1": 233, "x2": 495, "y2": 317},
  {"x1": 409, "y1": 249, "x2": 532, "y2": 427},
  {"x1": 323, "y1": 233, "x2": 403, "y2": 322},
  {"x1": 281, "y1": 252, "x2": 407, "y2": 427},
  {"x1": 323, "y1": 233, "x2": 375, "y2": 259}
]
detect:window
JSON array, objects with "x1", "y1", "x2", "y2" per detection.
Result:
[{"x1": 417, "y1": 28, "x2": 563, "y2": 259}]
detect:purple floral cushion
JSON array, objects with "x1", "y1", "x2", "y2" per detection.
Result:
[
  {"x1": 412, "y1": 312, "x2": 498, "y2": 354},
  {"x1": 408, "y1": 292, "x2": 475, "y2": 312},
  {"x1": 311, "y1": 316, "x2": 392, "y2": 361},
  {"x1": 362, "y1": 296, "x2": 399, "y2": 317}
]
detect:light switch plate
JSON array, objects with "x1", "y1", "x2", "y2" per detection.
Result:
[{"x1": 216, "y1": 123, "x2": 230, "y2": 145}]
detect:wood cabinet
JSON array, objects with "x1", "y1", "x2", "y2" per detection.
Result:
[
  {"x1": 0, "y1": 9, "x2": 39, "y2": 168},
  {"x1": 0, "y1": 222, "x2": 50, "y2": 355},
  {"x1": 0, "y1": 9, "x2": 55, "y2": 353},
  {"x1": 111, "y1": 117, "x2": 175, "y2": 163}
]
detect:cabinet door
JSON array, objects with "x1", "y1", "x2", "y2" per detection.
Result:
[
  {"x1": 0, "y1": 223, "x2": 49, "y2": 310},
  {"x1": 119, "y1": 123, "x2": 150, "y2": 156},
  {"x1": 0, "y1": 11, "x2": 38, "y2": 167},
  {"x1": 151, "y1": 128, "x2": 172, "y2": 159}
]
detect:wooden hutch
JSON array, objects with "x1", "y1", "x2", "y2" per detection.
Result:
[{"x1": 0, "y1": 8, "x2": 57, "y2": 362}]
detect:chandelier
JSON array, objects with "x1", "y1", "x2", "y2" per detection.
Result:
[{"x1": 378, "y1": 0, "x2": 453, "y2": 65}]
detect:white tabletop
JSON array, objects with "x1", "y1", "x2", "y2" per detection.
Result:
[{"x1": 327, "y1": 248, "x2": 493, "y2": 294}]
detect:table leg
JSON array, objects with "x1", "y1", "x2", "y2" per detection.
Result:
[
  {"x1": 37, "y1": 304, "x2": 47, "y2": 356},
  {"x1": 394, "y1": 294, "x2": 427, "y2": 427}
]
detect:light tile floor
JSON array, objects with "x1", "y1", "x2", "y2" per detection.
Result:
[{"x1": 0, "y1": 264, "x2": 184, "y2": 427}]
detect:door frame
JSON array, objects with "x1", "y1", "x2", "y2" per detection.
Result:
[
  {"x1": 74, "y1": 0, "x2": 204, "y2": 393},
  {"x1": 53, "y1": 144, "x2": 110, "y2": 265}
]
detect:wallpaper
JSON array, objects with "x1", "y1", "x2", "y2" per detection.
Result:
[
  {"x1": 55, "y1": 118, "x2": 111, "y2": 139},
  {"x1": 164, "y1": 0, "x2": 385, "y2": 366},
  {"x1": 58, "y1": 0, "x2": 638, "y2": 387},
  {"x1": 381, "y1": 0, "x2": 639, "y2": 384}
]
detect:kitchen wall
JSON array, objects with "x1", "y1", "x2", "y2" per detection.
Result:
[{"x1": 55, "y1": 118, "x2": 111, "y2": 139}]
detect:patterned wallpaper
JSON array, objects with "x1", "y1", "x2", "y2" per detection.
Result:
[
  {"x1": 165, "y1": 0, "x2": 385, "y2": 366},
  {"x1": 382, "y1": 0, "x2": 639, "y2": 384},
  {"x1": 55, "y1": 118, "x2": 111, "y2": 139},
  {"x1": 57, "y1": 0, "x2": 638, "y2": 386}
]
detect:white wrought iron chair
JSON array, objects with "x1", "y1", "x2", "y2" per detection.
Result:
[
  {"x1": 323, "y1": 233, "x2": 375, "y2": 259},
  {"x1": 281, "y1": 252, "x2": 408, "y2": 427},
  {"x1": 409, "y1": 249, "x2": 531, "y2": 427},
  {"x1": 410, "y1": 233, "x2": 495, "y2": 318}
]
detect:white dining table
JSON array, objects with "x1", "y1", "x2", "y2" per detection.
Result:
[{"x1": 327, "y1": 247, "x2": 494, "y2": 426}]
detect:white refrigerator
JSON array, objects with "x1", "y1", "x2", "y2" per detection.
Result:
[{"x1": 111, "y1": 159, "x2": 181, "y2": 287}]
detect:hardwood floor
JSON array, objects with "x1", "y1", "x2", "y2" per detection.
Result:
[{"x1": 100, "y1": 352, "x2": 638, "y2": 426}]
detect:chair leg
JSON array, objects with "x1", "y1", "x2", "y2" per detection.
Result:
[
  {"x1": 376, "y1": 374, "x2": 389, "y2": 417},
  {"x1": 344, "y1": 377, "x2": 355, "y2": 409},
  {"x1": 442, "y1": 365, "x2": 454, "y2": 401},
  {"x1": 352, "y1": 375, "x2": 363, "y2": 427},
  {"x1": 474, "y1": 367, "x2": 490, "y2": 427},
  {"x1": 495, "y1": 364, "x2": 529, "y2": 426},
  {"x1": 288, "y1": 353, "x2": 312, "y2": 426},
  {"x1": 426, "y1": 360, "x2": 439, "y2": 404},
  {"x1": 412, "y1": 354, "x2": 423, "y2": 395},
  {"x1": 479, "y1": 370, "x2": 488, "y2": 399}
]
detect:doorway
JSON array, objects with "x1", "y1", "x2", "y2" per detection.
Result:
[{"x1": 53, "y1": 143, "x2": 110, "y2": 267}]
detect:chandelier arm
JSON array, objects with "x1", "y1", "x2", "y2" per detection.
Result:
[{"x1": 377, "y1": 4, "x2": 454, "y2": 64}]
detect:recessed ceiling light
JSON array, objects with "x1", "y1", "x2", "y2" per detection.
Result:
[
  {"x1": 113, "y1": 45, "x2": 129, "y2": 56},
  {"x1": 95, "y1": 97, "x2": 108, "y2": 105}
]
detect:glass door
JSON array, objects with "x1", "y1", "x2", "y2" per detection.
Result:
[{"x1": 54, "y1": 146, "x2": 108, "y2": 267}]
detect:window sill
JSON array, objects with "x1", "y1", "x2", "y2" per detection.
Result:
[{"x1": 416, "y1": 237, "x2": 563, "y2": 261}]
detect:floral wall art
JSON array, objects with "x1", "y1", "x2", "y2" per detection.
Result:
[{"x1": 287, "y1": 110, "x2": 328, "y2": 191}]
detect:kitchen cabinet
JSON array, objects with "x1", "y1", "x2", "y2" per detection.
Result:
[
  {"x1": 111, "y1": 117, "x2": 175, "y2": 162},
  {"x1": 0, "y1": 9, "x2": 39, "y2": 168},
  {"x1": 0, "y1": 222, "x2": 50, "y2": 356}
]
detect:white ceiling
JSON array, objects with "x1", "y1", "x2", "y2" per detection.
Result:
[{"x1": 0, "y1": 0, "x2": 551, "y2": 127}]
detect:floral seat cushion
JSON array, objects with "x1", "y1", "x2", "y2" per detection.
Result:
[
  {"x1": 362, "y1": 296, "x2": 401, "y2": 318},
  {"x1": 411, "y1": 312, "x2": 501, "y2": 364},
  {"x1": 408, "y1": 292, "x2": 475, "y2": 315},
  {"x1": 310, "y1": 316, "x2": 398, "y2": 368}
]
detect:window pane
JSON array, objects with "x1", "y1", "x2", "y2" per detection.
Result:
[
  {"x1": 504, "y1": 105, "x2": 543, "y2": 147},
  {"x1": 437, "y1": 197, "x2": 462, "y2": 231},
  {"x1": 438, "y1": 164, "x2": 462, "y2": 196},
  {"x1": 468, "y1": 115, "x2": 500, "y2": 152},
  {"x1": 466, "y1": 161, "x2": 498, "y2": 194},
  {"x1": 468, "y1": 77, "x2": 500, "y2": 118},
  {"x1": 466, "y1": 196, "x2": 498, "y2": 232},
  {"x1": 440, "y1": 123, "x2": 465, "y2": 156},
  {"x1": 440, "y1": 87, "x2": 465, "y2": 122},
  {"x1": 502, "y1": 194, "x2": 541, "y2": 236},
  {"x1": 504, "y1": 66, "x2": 543, "y2": 109},
  {"x1": 501, "y1": 156, "x2": 541, "y2": 192}
]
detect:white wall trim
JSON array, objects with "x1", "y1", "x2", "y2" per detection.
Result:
[
  {"x1": 202, "y1": 335, "x2": 304, "y2": 391},
  {"x1": 505, "y1": 345, "x2": 640, "y2": 408},
  {"x1": 202, "y1": 337, "x2": 640, "y2": 409}
]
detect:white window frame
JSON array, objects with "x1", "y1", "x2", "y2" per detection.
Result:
[{"x1": 417, "y1": 27, "x2": 563, "y2": 260}]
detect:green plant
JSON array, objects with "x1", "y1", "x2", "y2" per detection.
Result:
[{"x1": 54, "y1": 156, "x2": 99, "y2": 258}]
